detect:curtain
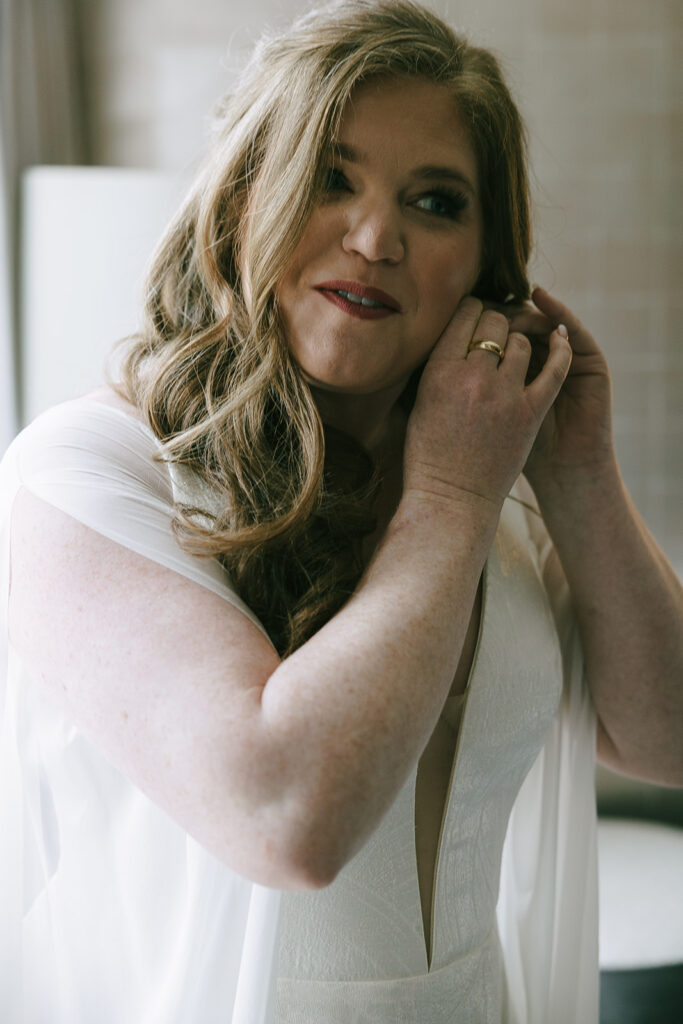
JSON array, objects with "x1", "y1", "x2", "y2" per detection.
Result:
[{"x1": 0, "y1": 0, "x2": 88, "y2": 455}]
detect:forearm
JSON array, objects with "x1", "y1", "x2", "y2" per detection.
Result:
[
  {"x1": 259, "y1": 493, "x2": 499, "y2": 883},
  {"x1": 534, "y1": 459, "x2": 683, "y2": 785},
  {"x1": 251, "y1": 298, "x2": 570, "y2": 885}
]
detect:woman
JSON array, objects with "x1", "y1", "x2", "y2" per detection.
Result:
[{"x1": 1, "y1": 1, "x2": 681, "y2": 1021}]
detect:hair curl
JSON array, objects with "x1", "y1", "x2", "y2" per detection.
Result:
[{"x1": 114, "y1": 0, "x2": 532, "y2": 656}]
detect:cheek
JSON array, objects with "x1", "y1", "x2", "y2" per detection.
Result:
[
  {"x1": 276, "y1": 215, "x2": 335, "y2": 312},
  {"x1": 447, "y1": 233, "x2": 482, "y2": 289},
  {"x1": 289, "y1": 209, "x2": 339, "y2": 271},
  {"x1": 410, "y1": 240, "x2": 481, "y2": 353},
  {"x1": 423, "y1": 243, "x2": 480, "y2": 312}
]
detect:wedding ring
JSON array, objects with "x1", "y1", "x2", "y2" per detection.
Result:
[{"x1": 467, "y1": 339, "x2": 505, "y2": 362}]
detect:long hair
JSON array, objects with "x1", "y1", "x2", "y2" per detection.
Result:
[{"x1": 115, "y1": 0, "x2": 532, "y2": 656}]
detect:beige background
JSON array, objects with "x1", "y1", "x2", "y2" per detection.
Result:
[
  {"x1": 66, "y1": 0, "x2": 679, "y2": 819},
  {"x1": 74, "y1": 0, "x2": 682, "y2": 813},
  {"x1": 78, "y1": 0, "x2": 682, "y2": 575}
]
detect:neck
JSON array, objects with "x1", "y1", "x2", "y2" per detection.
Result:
[{"x1": 308, "y1": 381, "x2": 407, "y2": 455}]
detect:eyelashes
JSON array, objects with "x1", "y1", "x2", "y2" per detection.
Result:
[
  {"x1": 413, "y1": 189, "x2": 468, "y2": 220},
  {"x1": 322, "y1": 168, "x2": 469, "y2": 222},
  {"x1": 324, "y1": 167, "x2": 350, "y2": 192}
]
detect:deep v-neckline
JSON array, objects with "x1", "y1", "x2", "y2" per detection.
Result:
[
  {"x1": 84, "y1": 390, "x2": 491, "y2": 969},
  {"x1": 414, "y1": 555, "x2": 490, "y2": 970}
]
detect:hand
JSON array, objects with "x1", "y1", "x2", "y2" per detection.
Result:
[
  {"x1": 506, "y1": 287, "x2": 615, "y2": 494},
  {"x1": 402, "y1": 295, "x2": 572, "y2": 514}
]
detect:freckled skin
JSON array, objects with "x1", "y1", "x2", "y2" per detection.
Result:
[
  {"x1": 276, "y1": 77, "x2": 484, "y2": 406},
  {"x1": 277, "y1": 78, "x2": 486, "y2": 954}
]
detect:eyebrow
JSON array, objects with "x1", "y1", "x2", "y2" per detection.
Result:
[{"x1": 334, "y1": 141, "x2": 477, "y2": 196}]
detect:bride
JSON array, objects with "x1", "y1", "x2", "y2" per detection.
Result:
[{"x1": 2, "y1": 2, "x2": 681, "y2": 1021}]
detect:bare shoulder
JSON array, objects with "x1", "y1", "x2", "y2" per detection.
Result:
[{"x1": 7, "y1": 486, "x2": 295, "y2": 883}]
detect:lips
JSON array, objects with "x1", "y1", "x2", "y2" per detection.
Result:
[{"x1": 315, "y1": 280, "x2": 402, "y2": 313}]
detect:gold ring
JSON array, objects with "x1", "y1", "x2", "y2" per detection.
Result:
[{"x1": 467, "y1": 338, "x2": 505, "y2": 361}]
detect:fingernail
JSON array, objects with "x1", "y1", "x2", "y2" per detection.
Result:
[
  {"x1": 531, "y1": 283, "x2": 543, "y2": 293},
  {"x1": 557, "y1": 323, "x2": 568, "y2": 338}
]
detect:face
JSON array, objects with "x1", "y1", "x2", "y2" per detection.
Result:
[{"x1": 276, "y1": 76, "x2": 483, "y2": 398}]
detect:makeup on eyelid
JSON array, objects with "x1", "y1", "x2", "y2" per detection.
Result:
[
  {"x1": 323, "y1": 168, "x2": 471, "y2": 222},
  {"x1": 276, "y1": 77, "x2": 483, "y2": 398}
]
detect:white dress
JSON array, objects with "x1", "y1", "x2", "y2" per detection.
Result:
[{"x1": 0, "y1": 396, "x2": 600, "y2": 1023}]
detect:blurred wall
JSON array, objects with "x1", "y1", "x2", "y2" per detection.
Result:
[
  {"x1": 78, "y1": 0, "x2": 682, "y2": 576},
  {"x1": 75, "y1": 0, "x2": 682, "y2": 814}
]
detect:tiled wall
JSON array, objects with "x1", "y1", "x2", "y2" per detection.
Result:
[{"x1": 79, "y1": 0, "x2": 682, "y2": 575}]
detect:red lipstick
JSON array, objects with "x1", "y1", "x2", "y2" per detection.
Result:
[{"x1": 315, "y1": 280, "x2": 402, "y2": 320}]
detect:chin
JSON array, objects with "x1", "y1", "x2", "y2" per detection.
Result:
[{"x1": 299, "y1": 369, "x2": 384, "y2": 395}]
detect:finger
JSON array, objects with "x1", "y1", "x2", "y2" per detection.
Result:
[
  {"x1": 498, "y1": 331, "x2": 532, "y2": 381},
  {"x1": 507, "y1": 308, "x2": 554, "y2": 337},
  {"x1": 530, "y1": 287, "x2": 597, "y2": 355},
  {"x1": 530, "y1": 286, "x2": 580, "y2": 330},
  {"x1": 526, "y1": 327, "x2": 572, "y2": 413},
  {"x1": 525, "y1": 335, "x2": 550, "y2": 385},
  {"x1": 480, "y1": 298, "x2": 529, "y2": 318},
  {"x1": 434, "y1": 296, "x2": 484, "y2": 360},
  {"x1": 466, "y1": 309, "x2": 509, "y2": 367}
]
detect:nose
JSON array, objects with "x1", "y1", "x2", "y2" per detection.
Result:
[{"x1": 342, "y1": 197, "x2": 405, "y2": 264}]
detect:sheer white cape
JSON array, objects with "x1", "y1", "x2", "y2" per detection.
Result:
[{"x1": 0, "y1": 398, "x2": 598, "y2": 1022}]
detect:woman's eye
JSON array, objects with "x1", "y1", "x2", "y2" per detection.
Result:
[
  {"x1": 414, "y1": 191, "x2": 468, "y2": 219},
  {"x1": 323, "y1": 168, "x2": 350, "y2": 192}
]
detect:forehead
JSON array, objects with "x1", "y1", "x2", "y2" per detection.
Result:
[{"x1": 336, "y1": 76, "x2": 477, "y2": 177}]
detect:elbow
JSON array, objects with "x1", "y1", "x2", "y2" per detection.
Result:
[
  {"x1": 235, "y1": 811, "x2": 346, "y2": 891},
  {"x1": 253, "y1": 850, "x2": 340, "y2": 893},
  {"x1": 274, "y1": 830, "x2": 346, "y2": 891},
  {"x1": 198, "y1": 798, "x2": 344, "y2": 890},
  {"x1": 228, "y1": 730, "x2": 356, "y2": 889},
  {"x1": 596, "y1": 719, "x2": 683, "y2": 788},
  {"x1": 284, "y1": 861, "x2": 340, "y2": 892},
  {"x1": 267, "y1": 796, "x2": 359, "y2": 890}
]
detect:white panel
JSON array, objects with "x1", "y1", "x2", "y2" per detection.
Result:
[
  {"x1": 20, "y1": 166, "x2": 186, "y2": 424},
  {"x1": 598, "y1": 819, "x2": 683, "y2": 968}
]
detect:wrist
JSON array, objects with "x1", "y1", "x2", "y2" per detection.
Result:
[
  {"x1": 526, "y1": 450, "x2": 620, "y2": 506},
  {"x1": 527, "y1": 455, "x2": 627, "y2": 531},
  {"x1": 392, "y1": 486, "x2": 501, "y2": 549}
]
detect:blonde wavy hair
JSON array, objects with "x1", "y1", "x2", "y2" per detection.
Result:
[{"x1": 115, "y1": 0, "x2": 532, "y2": 656}]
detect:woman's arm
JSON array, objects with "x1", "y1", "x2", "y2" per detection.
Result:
[
  {"x1": 11, "y1": 486, "x2": 491, "y2": 888},
  {"x1": 9, "y1": 298, "x2": 571, "y2": 889},
  {"x1": 514, "y1": 288, "x2": 683, "y2": 786}
]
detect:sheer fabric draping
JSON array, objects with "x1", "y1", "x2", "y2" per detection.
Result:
[
  {"x1": 0, "y1": 399, "x2": 598, "y2": 1022},
  {"x1": 0, "y1": 400, "x2": 282, "y2": 1022},
  {"x1": 497, "y1": 523, "x2": 600, "y2": 1023}
]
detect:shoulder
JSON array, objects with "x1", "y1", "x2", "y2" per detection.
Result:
[
  {"x1": 85, "y1": 385, "x2": 148, "y2": 424},
  {"x1": 6, "y1": 388, "x2": 268, "y2": 634},
  {"x1": 14, "y1": 386, "x2": 155, "y2": 446},
  {"x1": 5, "y1": 388, "x2": 169, "y2": 504}
]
